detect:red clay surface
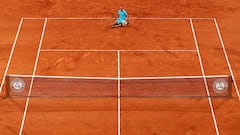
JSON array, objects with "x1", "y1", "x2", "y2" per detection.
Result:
[
  {"x1": 42, "y1": 19, "x2": 195, "y2": 50},
  {"x1": 1, "y1": 1, "x2": 240, "y2": 135}
]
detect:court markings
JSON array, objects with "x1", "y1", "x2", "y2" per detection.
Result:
[
  {"x1": 19, "y1": 18, "x2": 48, "y2": 135},
  {"x1": 22, "y1": 17, "x2": 215, "y2": 20},
  {"x1": 214, "y1": 18, "x2": 240, "y2": 100},
  {"x1": 117, "y1": 50, "x2": 121, "y2": 135},
  {"x1": 0, "y1": 17, "x2": 236, "y2": 135},
  {"x1": 190, "y1": 18, "x2": 219, "y2": 135},
  {"x1": 41, "y1": 49, "x2": 197, "y2": 52},
  {"x1": 0, "y1": 18, "x2": 23, "y2": 93},
  {"x1": 7, "y1": 73, "x2": 230, "y2": 80}
]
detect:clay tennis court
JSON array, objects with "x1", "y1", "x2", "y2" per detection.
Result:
[{"x1": 1, "y1": 1, "x2": 240, "y2": 135}]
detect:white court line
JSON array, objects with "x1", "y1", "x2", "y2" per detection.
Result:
[
  {"x1": 40, "y1": 49, "x2": 197, "y2": 52},
  {"x1": 190, "y1": 19, "x2": 220, "y2": 135},
  {"x1": 7, "y1": 74, "x2": 229, "y2": 80},
  {"x1": 23, "y1": 17, "x2": 115, "y2": 20},
  {"x1": 8, "y1": 74, "x2": 116, "y2": 80},
  {"x1": 214, "y1": 18, "x2": 240, "y2": 100},
  {"x1": 129, "y1": 17, "x2": 214, "y2": 20},
  {"x1": 19, "y1": 18, "x2": 48, "y2": 135},
  {"x1": 22, "y1": 17, "x2": 215, "y2": 20},
  {"x1": 117, "y1": 50, "x2": 121, "y2": 135},
  {"x1": 0, "y1": 18, "x2": 23, "y2": 93}
]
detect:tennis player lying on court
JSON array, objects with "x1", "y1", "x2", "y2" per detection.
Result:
[{"x1": 112, "y1": 7, "x2": 129, "y2": 28}]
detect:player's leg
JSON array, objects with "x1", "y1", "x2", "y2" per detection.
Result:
[
  {"x1": 112, "y1": 19, "x2": 129, "y2": 28},
  {"x1": 121, "y1": 20, "x2": 129, "y2": 27},
  {"x1": 112, "y1": 19, "x2": 122, "y2": 28}
]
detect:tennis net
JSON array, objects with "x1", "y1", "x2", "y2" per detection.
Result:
[{"x1": 5, "y1": 74, "x2": 232, "y2": 98}]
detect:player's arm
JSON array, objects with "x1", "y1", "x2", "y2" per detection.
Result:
[
  {"x1": 117, "y1": 10, "x2": 120, "y2": 19},
  {"x1": 124, "y1": 10, "x2": 128, "y2": 19}
]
